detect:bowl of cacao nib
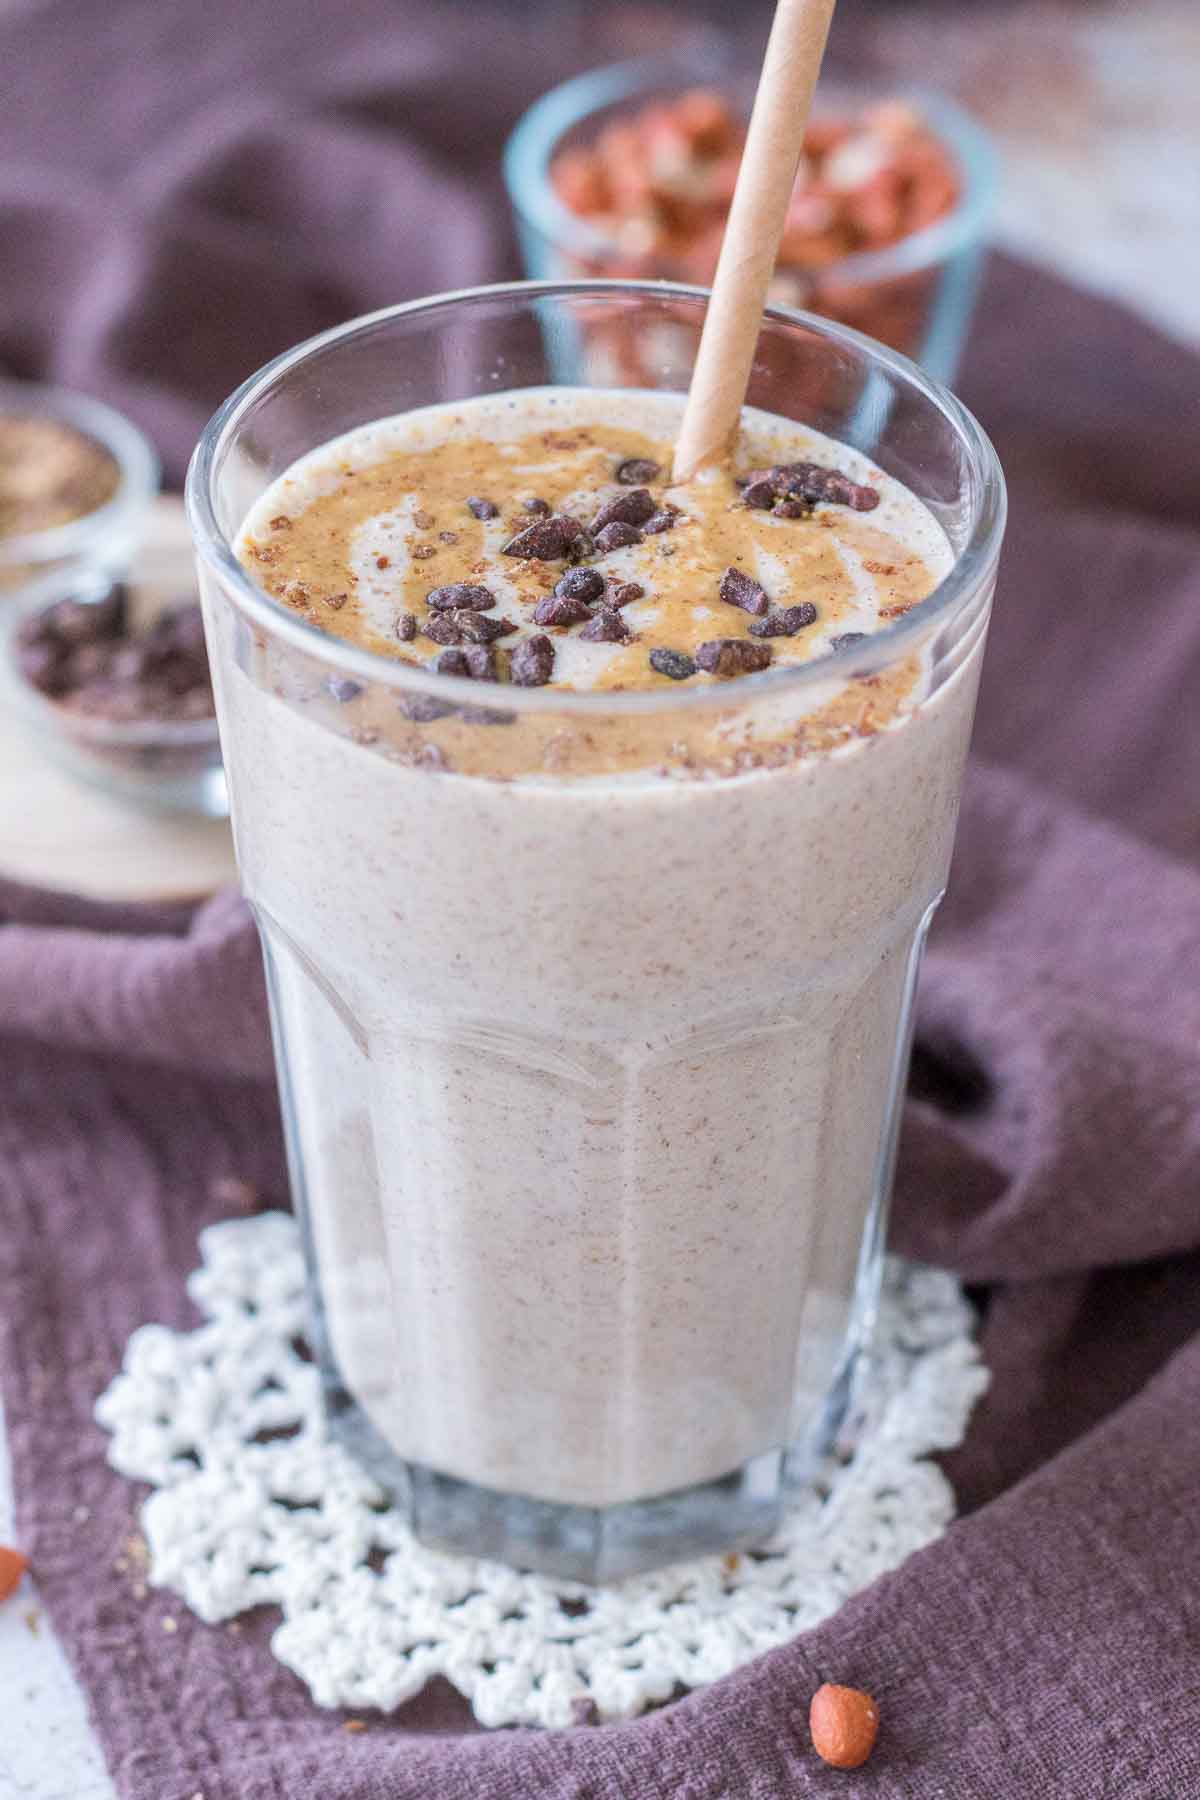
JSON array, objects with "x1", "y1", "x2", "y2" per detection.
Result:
[
  {"x1": 504, "y1": 50, "x2": 995, "y2": 383},
  {"x1": 4, "y1": 570, "x2": 226, "y2": 815},
  {"x1": 0, "y1": 382, "x2": 159, "y2": 596}
]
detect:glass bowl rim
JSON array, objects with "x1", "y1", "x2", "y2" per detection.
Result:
[
  {"x1": 0, "y1": 380, "x2": 160, "y2": 568},
  {"x1": 185, "y1": 277, "x2": 1006, "y2": 721},
  {"x1": 502, "y1": 52, "x2": 998, "y2": 289}
]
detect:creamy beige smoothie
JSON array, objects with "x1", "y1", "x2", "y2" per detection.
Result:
[{"x1": 218, "y1": 389, "x2": 983, "y2": 1513}]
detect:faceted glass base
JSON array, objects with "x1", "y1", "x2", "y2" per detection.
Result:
[{"x1": 322, "y1": 1358, "x2": 854, "y2": 1585}]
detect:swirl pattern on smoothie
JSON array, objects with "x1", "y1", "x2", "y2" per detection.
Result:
[{"x1": 236, "y1": 391, "x2": 951, "y2": 780}]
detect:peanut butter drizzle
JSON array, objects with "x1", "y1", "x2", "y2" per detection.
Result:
[{"x1": 239, "y1": 419, "x2": 939, "y2": 780}]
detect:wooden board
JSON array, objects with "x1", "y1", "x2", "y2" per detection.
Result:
[{"x1": 0, "y1": 497, "x2": 238, "y2": 902}]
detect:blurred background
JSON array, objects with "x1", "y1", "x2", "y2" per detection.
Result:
[{"x1": 2, "y1": 0, "x2": 1197, "y2": 463}]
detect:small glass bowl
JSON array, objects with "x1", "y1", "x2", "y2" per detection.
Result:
[
  {"x1": 3, "y1": 567, "x2": 227, "y2": 817},
  {"x1": 504, "y1": 51, "x2": 996, "y2": 382},
  {"x1": 0, "y1": 381, "x2": 160, "y2": 597}
]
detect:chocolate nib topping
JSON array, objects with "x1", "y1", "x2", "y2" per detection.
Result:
[
  {"x1": 465, "y1": 645, "x2": 499, "y2": 681},
  {"x1": 749, "y1": 602, "x2": 819, "y2": 637},
  {"x1": 741, "y1": 478, "x2": 777, "y2": 510},
  {"x1": 593, "y1": 520, "x2": 643, "y2": 553},
  {"x1": 612, "y1": 581, "x2": 644, "y2": 605},
  {"x1": 649, "y1": 647, "x2": 696, "y2": 681},
  {"x1": 501, "y1": 513, "x2": 585, "y2": 560},
  {"x1": 326, "y1": 676, "x2": 362, "y2": 703},
  {"x1": 590, "y1": 488, "x2": 656, "y2": 533},
  {"x1": 463, "y1": 613, "x2": 516, "y2": 643},
  {"x1": 434, "y1": 644, "x2": 498, "y2": 681},
  {"x1": 742, "y1": 461, "x2": 880, "y2": 513},
  {"x1": 830, "y1": 630, "x2": 868, "y2": 650},
  {"x1": 461, "y1": 704, "x2": 517, "y2": 728},
  {"x1": 616, "y1": 457, "x2": 661, "y2": 485},
  {"x1": 803, "y1": 465, "x2": 880, "y2": 511},
  {"x1": 510, "y1": 633, "x2": 556, "y2": 687},
  {"x1": 426, "y1": 582, "x2": 496, "y2": 611},
  {"x1": 423, "y1": 611, "x2": 464, "y2": 645},
  {"x1": 398, "y1": 691, "x2": 456, "y2": 722},
  {"x1": 695, "y1": 638, "x2": 774, "y2": 677},
  {"x1": 642, "y1": 509, "x2": 678, "y2": 535},
  {"x1": 555, "y1": 566, "x2": 606, "y2": 603},
  {"x1": 579, "y1": 606, "x2": 630, "y2": 642},
  {"x1": 424, "y1": 609, "x2": 515, "y2": 645},
  {"x1": 466, "y1": 496, "x2": 498, "y2": 520},
  {"x1": 396, "y1": 612, "x2": 418, "y2": 641},
  {"x1": 719, "y1": 566, "x2": 769, "y2": 616},
  {"x1": 522, "y1": 496, "x2": 551, "y2": 514},
  {"x1": 533, "y1": 592, "x2": 592, "y2": 627}
]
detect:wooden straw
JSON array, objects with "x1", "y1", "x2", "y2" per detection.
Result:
[{"x1": 672, "y1": 0, "x2": 839, "y2": 482}]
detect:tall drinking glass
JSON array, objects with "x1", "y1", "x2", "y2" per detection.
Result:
[{"x1": 186, "y1": 283, "x2": 1004, "y2": 1582}]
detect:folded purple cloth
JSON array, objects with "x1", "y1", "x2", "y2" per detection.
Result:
[{"x1": 2, "y1": 1, "x2": 1199, "y2": 1795}]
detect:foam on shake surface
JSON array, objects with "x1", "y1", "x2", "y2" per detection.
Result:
[{"x1": 239, "y1": 388, "x2": 950, "y2": 692}]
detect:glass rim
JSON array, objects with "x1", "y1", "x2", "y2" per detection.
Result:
[
  {"x1": 502, "y1": 54, "x2": 997, "y2": 288},
  {"x1": 0, "y1": 380, "x2": 160, "y2": 567},
  {"x1": 185, "y1": 278, "x2": 1006, "y2": 721}
]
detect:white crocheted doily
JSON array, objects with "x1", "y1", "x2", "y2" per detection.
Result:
[{"x1": 95, "y1": 1212, "x2": 987, "y2": 1729}]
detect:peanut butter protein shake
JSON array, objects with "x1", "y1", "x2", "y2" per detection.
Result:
[{"x1": 191, "y1": 287, "x2": 1002, "y2": 1582}]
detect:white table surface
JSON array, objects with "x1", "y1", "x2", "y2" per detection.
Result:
[
  {"x1": 0, "y1": 1401, "x2": 116, "y2": 1799},
  {"x1": 3, "y1": 1, "x2": 1198, "y2": 1789}
]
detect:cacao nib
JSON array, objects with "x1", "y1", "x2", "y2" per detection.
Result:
[
  {"x1": 434, "y1": 644, "x2": 498, "y2": 681},
  {"x1": 426, "y1": 583, "x2": 495, "y2": 611},
  {"x1": 579, "y1": 607, "x2": 630, "y2": 643},
  {"x1": 616, "y1": 457, "x2": 661, "y2": 485},
  {"x1": 649, "y1": 648, "x2": 696, "y2": 681},
  {"x1": 510, "y1": 634, "x2": 556, "y2": 687},
  {"x1": 741, "y1": 478, "x2": 777, "y2": 510},
  {"x1": 533, "y1": 593, "x2": 592, "y2": 628},
  {"x1": 743, "y1": 461, "x2": 881, "y2": 513},
  {"x1": 719, "y1": 566, "x2": 769, "y2": 616},
  {"x1": 501, "y1": 513, "x2": 585, "y2": 560},
  {"x1": 694, "y1": 638, "x2": 774, "y2": 677},
  {"x1": 590, "y1": 488, "x2": 656, "y2": 533},
  {"x1": 748, "y1": 603, "x2": 818, "y2": 637},
  {"x1": 593, "y1": 520, "x2": 643, "y2": 553},
  {"x1": 398, "y1": 691, "x2": 456, "y2": 722},
  {"x1": 424, "y1": 609, "x2": 515, "y2": 645},
  {"x1": 555, "y1": 567, "x2": 606, "y2": 603}
]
